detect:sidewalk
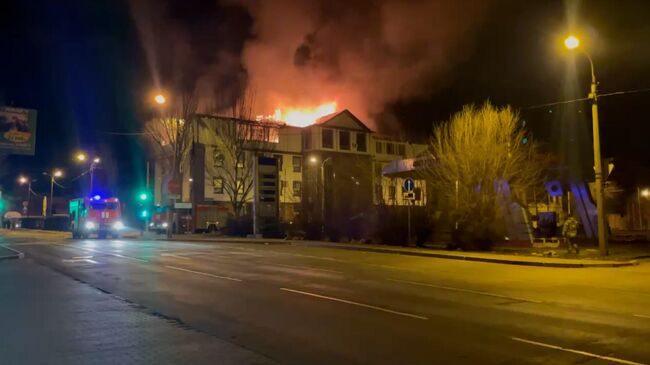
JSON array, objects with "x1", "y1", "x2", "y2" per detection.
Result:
[
  {"x1": 0, "y1": 259, "x2": 277, "y2": 365},
  {"x1": 162, "y1": 234, "x2": 639, "y2": 268}
]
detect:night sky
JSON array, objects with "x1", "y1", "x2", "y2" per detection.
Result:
[{"x1": 1, "y1": 0, "x2": 650, "y2": 201}]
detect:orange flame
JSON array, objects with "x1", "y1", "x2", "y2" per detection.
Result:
[{"x1": 272, "y1": 102, "x2": 337, "y2": 127}]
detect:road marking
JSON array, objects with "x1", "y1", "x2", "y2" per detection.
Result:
[
  {"x1": 160, "y1": 253, "x2": 191, "y2": 260},
  {"x1": 387, "y1": 278, "x2": 543, "y2": 304},
  {"x1": 511, "y1": 337, "x2": 645, "y2": 365},
  {"x1": 53, "y1": 243, "x2": 148, "y2": 262},
  {"x1": 164, "y1": 265, "x2": 242, "y2": 282},
  {"x1": 280, "y1": 287, "x2": 428, "y2": 320},
  {"x1": 633, "y1": 314, "x2": 650, "y2": 319},
  {"x1": 272, "y1": 263, "x2": 344, "y2": 274},
  {"x1": 227, "y1": 251, "x2": 263, "y2": 257}
]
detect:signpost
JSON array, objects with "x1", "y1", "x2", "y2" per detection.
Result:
[{"x1": 403, "y1": 177, "x2": 415, "y2": 245}]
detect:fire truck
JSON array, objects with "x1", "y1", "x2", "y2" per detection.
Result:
[
  {"x1": 69, "y1": 195, "x2": 125, "y2": 239},
  {"x1": 149, "y1": 206, "x2": 170, "y2": 234}
]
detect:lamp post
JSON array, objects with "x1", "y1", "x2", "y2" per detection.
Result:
[
  {"x1": 565, "y1": 35, "x2": 608, "y2": 255},
  {"x1": 18, "y1": 176, "x2": 35, "y2": 215},
  {"x1": 310, "y1": 156, "x2": 331, "y2": 235},
  {"x1": 44, "y1": 169, "x2": 63, "y2": 216},
  {"x1": 76, "y1": 153, "x2": 100, "y2": 193}
]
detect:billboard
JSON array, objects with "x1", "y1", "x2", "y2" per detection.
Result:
[{"x1": 0, "y1": 106, "x2": 37, "y2": 155}]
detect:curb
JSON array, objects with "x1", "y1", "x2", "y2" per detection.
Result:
[
  {"x1": 304, "y1": 244, "x2": 638, "y2": 268},
  {"x1": 0, "y1": 245, "x2": 25, "y2": 261},
  {"x1": 158, "y1": 237, "x2": 637, "y2": 268}
]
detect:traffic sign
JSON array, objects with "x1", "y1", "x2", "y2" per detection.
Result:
[
  {"x1": 403, "y1": 192, "x2": 415, "y2": 200},
  {"x1": 403, "y1": 177, "x2": 415, "y2": 192}
]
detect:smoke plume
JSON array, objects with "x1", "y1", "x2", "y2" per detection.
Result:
[{"x1": 236, "y1": 0, "x2": 489, "y2": 129}]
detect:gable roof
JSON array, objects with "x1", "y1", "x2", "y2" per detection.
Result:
[{"x1": 312, "y1": 109, "x2": 372, "y2": 132}]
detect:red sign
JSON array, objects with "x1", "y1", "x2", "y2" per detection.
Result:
[{"x1": 166, "y1": 179, "x2": 181, "y2": 195}]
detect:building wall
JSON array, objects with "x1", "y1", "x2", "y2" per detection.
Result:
[{"x1": 152, "y1": 111, "x2": 429, "y2": 231}]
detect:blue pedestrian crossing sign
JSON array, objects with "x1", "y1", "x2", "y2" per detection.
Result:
[{"x1": 403, "y1": 177, "x2": 415, "y2": 192}]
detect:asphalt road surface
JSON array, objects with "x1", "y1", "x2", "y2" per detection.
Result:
[{"x1": 8, "y1": 235, "x2": 650, "y2": 365}]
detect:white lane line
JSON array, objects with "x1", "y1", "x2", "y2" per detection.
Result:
[
  {"x1": 53, "y1": 243, "x2": 148, "y2": 262},
  {"x1": 272, "y1": 263, "x2": 344, "y2": 274},
  {"x1": 633, "y1": 314, "x2": 650, "y2": 319},
  {"x1": 388, "y1": 278, "x2": 542, "y2": 304},
  {"x1": 164, "y1": 265, "x2": 242, "y2": 282},
  {"x1": 280, "y1": 287, "x2": 428, "y2": 320},
  {"x1": 511, "y1": 337, "x2": 645, "y2": 365},
  {"x1": 160, "y1": 253, "x2": 191, "y2": 260}
]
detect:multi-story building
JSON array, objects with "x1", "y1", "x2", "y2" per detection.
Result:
[{"x1": 152, "y1": 109, "x2": 428, "y2": 235}]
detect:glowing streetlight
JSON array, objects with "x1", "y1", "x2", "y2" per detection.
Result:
[
  {"x1": 93, "y1": 157, "x2": 101, "y2": 164},
  {"x1": 564, "y1": 35, "x2": 580, "y2": 50},
  {"x1": 53, "y1": 170, "x2": 63, "y2": 178},
  {"x1": 309, "y1": 156, "x2": 318, "y2": 164},
  {"x1": 563, "y1": 33, "x2": 607, "y2": 254},
  {"x1": 642, "y1": 189, "x2": 650, "y2": 198},
  {"x1": 154, "y1": 94, "x2": 166, "y2": 105},
  {"x1": 76, "y1": 152, "x2": 87, "y2": 162},
  {"x1": 18, "y1": 176, "x2": 28, "y2": 185}
]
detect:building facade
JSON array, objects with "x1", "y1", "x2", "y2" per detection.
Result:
[{"x1": 153, "y1": 109, "x2": 428, "y2": 234}]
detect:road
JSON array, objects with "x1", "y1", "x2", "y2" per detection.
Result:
[{"x1": 6, "y1": 235, "x2": 650, "y2": 364}]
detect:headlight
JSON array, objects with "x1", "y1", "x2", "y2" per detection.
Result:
[
  {"x1": 113, "y1": 221, "x2": 125, "y2": 230},
  {"x1": 85, "y1": 221, "x2": 96, "y2": 230},
  {"x1": 149, "y1": 222, "x2": 155, "y2": 227},
  {"x1": 162, "y1": 222, "x2": 168, "y2": 228}
]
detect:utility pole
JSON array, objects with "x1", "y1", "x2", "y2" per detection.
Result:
[{"x1": 589, "y1": 61, "x2": 608, "y2": 255}]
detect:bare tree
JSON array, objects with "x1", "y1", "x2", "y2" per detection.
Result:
[
  {"x1": 202, "y1": 89, "x2": 275, "y2": 221},
  {"x1": 145, "y1": 90, "x2": 199, "y2": 188},
  {"x1": 426, "y1": 102, "x2": 546, "y2": 244}
]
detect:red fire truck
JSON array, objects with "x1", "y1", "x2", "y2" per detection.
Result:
[
  {"x1": 149, "y1": 206, "x2": 170, "y2": 234},
  {"x1": 69, "y1": 195, "x2": 125, "y2": 239}
]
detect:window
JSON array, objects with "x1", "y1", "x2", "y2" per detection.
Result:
[
  {"x1": 303, "y1": 129, "x2": 312, "y2": 150},
  {"x1": 292, "y1": 156, "x2": 302, "y2": 173},
  {"x1": 386, "y1": 142, "x2": 395, "y2": 155},
  {"x1": 339, "y1": 130, "x2": 350, "y2": 150},
  {"x1": 274, "y1": 154, "x2": 283, "y2": 171},
  {"x1": 398, "y1": 144, "x2": 406, "y2": 157},
  {"x1": 292, "y1": 181, "x2": 302, "y2": 197},
  {"x1": 213, "y1": 178, "x2": 224, "y2": 194},
  {"x1": 388, "y1": 185, "x2": 396, "y2": 201},
  {"x1": 356, "y1": 133, "x2": 367, "y2": 152},
  {"x1": 376, "y1": 141, "x2": 383, "y2": 154},
  {"x1": 281, "y1": 180, "x2": 287, "y2": 195},
  {"x1": 213, "y1": 148, "x2": 224, "y2": 167},
  {"x1": 322, "y1": 129, "x2": 334, "y2": 149}
]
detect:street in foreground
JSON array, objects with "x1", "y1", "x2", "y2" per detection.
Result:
[{"x1": 2, "y1": 234, "x2": 650, "y2": 365}]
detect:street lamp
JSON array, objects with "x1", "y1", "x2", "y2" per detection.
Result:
[
  {"x1": 75, "y1": 152, "x2": 101, "y2": 192},
  {"x1": 564, "y1": 34, "x2": 608, "y2": 255},
  {"x1": 44, "y1": 169, "x2": 63, "y2": 216},
  {"x1": 310, "y1": 156, "x2": 332, "y2": 235},
  {"x1": 18, "y1": 175, "x2": 35, "y2": 215},
  {"x1": 154, "y1": 94, "x2": 166, "y2": 105}
]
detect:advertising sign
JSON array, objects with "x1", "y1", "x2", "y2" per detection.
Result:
[{"x1": 0, "y1": 106, "x2": 37, "y2": 155}]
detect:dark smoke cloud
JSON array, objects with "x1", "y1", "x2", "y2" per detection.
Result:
[{"x1": 235, "y1": 0, "x2": 490, "y2": 129}]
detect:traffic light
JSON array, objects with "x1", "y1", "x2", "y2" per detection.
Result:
[{"x1": 136, "y1": 191, "x2": 151, "y2": 220}]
